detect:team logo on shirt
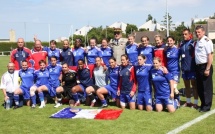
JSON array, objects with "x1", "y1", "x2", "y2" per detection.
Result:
[
  {"x1": 15, "y1": 54, "x2": 19, "y2": 57},
  {"x1": 68, "y1": 52, "x2": 71, "y2": 55},
  {"x1": 152, "y1": 74, "x2": 155, "y2": 78}
]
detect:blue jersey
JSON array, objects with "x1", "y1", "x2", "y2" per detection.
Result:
[
  {"x1": 179, "y1": 39, "x2": 195, "y2": 71},
  {"x1": 47, "y1": 65, "x2": 62, "y2": 87},
  {"x1": 86, "y1": 47, "x2": 102, "y2": 64},
  {"x1": 19, "y1": 68, "x2": 35, "y2": 88},
  {"x1": 166, "y1": 46, "x2": 180, "y2": 72},
  {"x1": 135, "y1": 64, "x2": 152, "y2": 92},
  {"x1": 34, "y1": 69, "x2": 49, "y2": 87},
  {"x1": 150, "y1": 68, "x2": 172, "y2": 98},
  {"x1": 125, "y1": 44, "x2": 138, "y2": 65},
  {"x1": 44, "y1": 47, "x2": 61, "y2": 65},
  {"x1": 61, "y1": 48, "x2": 73, "y2": 66},
  {"x1": 72, "y1": 47, "x2": 85, "y2": 66},
  {"x1": 101, "y1": 47, "x2": 113, "y2": 66},
  {"x1": 107, "y1": 66, "x2": 119, "y2": 88},
  {"x1": 138, "y1": 45, "x2": 154, "y2": 64},
  {"x1": 118, "y1": 65, "x2": 136, "y2": 94},
  {"x1": 77, "y1": 68, "x2": 93, "y2": 87}
]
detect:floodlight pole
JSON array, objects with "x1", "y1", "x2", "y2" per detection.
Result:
[{"x1": 166, "y1": 0, "x2": 169, "y2": 37}]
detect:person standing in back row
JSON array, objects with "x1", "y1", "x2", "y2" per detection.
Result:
[{"x1": 194, "y1": 25, "x2": 213, "y2": 112}]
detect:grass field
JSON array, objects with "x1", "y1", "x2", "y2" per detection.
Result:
[{"x1": 0, "y1": 56, "x2": 215, "y2": 134}]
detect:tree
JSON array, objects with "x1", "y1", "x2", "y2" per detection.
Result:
[
  {"x1": 138, "y1": 28, "x2": 148, "y2": 32},
  {"x1": 170, "y1": 21, "x2": 187, "y2": 43},
  {"x1": 146, "y1": 14, "x2": 153, "y2": 22},
  {"x1": 125, "y1": 24, "x2": 138, "y2": 36},
  {"x1": 161, "y1": 12, "x2": 174, "y2": 31},
  {"x1": 69, "y1": 34, "x2": 85, "y2": 45},
  {"x1": 153, "y1": 18, "x2": 157, "y2": 24}
]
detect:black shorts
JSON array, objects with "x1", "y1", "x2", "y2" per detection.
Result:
[
  {"x1": 62, "y1": 86, "x2": 73, "y2": 99},
  {"x1": 91, "y1": 85, "x2": 100, "y2": 91}
]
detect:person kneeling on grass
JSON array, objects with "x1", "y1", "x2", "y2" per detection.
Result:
[
  {"x1": 30, "y1": 60, "x2": 50, "y2": 108},
  {"x1": 117, "y1": 54, "x2": 137, "y2": 110},
  {"x1": 71, "y1": 59, "x2": 94, "y2": 107},
  {"x1": 54, "y1": 63, "x2": 77, "y2": 108},
  {"x1": 85, "y1": 57, "x2": 107, "y2": 108},
  {"x1": 151, "y1": 57, "x2": 179, "y2": 113},
  {"x1": 13, "y1": 60, "x2": 35, "y2": 109},
  {"x1": 96, "y1": 57, "x2": 120, "y2": 108}
]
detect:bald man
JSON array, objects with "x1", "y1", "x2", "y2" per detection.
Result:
[
  {"x1": 10, "y1": 38, "x2": 32, "y2": 70},
  {"x1": 0, "y1": 62, "x2": 20, "y2": 109}
]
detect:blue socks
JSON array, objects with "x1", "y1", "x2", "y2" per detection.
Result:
[{"x1": 14, "y1": 94, "x2": 19, "y2": 106}]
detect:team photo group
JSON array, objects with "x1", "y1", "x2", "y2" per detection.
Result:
[{"x1": 0, "y1": 25, "x2": 213, "y2": 113}]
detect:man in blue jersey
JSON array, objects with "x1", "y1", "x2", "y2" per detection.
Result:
[
  {"x1": 125, "y1": 35, "x2": 138, "y2": 65},
  {"x1": 13, "y1": 60, "x2": 35, "y2": 109},
  {"x1": 60, "y1": 39, "x2": 73, "y2": 66},
  {"x1": 179, "y1": 29, "x2": 198, "y2": 108}
]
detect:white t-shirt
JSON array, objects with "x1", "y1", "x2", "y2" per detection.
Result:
[
  {"x1": 194, "y1": 35, "x2": 214, "y2": 64},
  {"x1": 93, "y1": 66, "x2": 107, "y2": 87},
  {"x1": 0, "y1": 70, "x2": 19, "y2": 93}
]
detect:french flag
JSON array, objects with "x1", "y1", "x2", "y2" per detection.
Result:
[{"x1": 50, "y1": 107, "x2": 123, "y2": 120}]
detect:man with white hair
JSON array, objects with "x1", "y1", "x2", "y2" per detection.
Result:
[{"x1": 0, "y1": 62, "x2": 20, "y2": 109}]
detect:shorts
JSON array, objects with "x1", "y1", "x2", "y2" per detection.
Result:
[
  {"x1": 169, "y1": 71, "x2": 180, "y2": 83},
  {"x1": 78, "y1": 84, "x2": 87, "y2": 97},
  {"x1": 62, "y1": 86, "x2": 73, "y2": 98},
  {"x1": 120, "y1": 93, "x2": 136, "y2": 104},
  {"x1": 91, "y1": 85, "x2": 100, "y2": 91},
  {"x1": 20, "y1": 86, "x2": 31, "y2": 100},
  {"x1": 182, "y1": 71, "x2": 196, "y2": 80},
  {"x1": 46, "y1": 84, "x2": 56, "y2": 97},
  {"x1": 105, "y1": 85, "x2": 119, "y2": 99},
  {"x1": 156, "y1": 97, "x2": 174, "y2": 106},
  {"x1": 137, "y1": 91, "x2": 152, "y2": 106}
]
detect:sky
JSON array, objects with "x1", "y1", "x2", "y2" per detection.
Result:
[{"x1": 0, "y1": 0, "x2": 215, "y2": 41}]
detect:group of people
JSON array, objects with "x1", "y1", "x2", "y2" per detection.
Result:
[{"x1": 0, "y1": 26, "x2": 213, "y2": 113}]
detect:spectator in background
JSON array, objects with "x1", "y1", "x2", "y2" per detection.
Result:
[
  {"x1": 0, "y1": 62, "x2": 20, "y2": 109},
  {"x1": 109, "y1": 28, "x2": 128, "y2": 65},
  {"x1": 10, "y1": 38, "x2": 32, "y2": 70}
]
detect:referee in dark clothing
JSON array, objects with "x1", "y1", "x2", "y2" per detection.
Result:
[{"x1": 195, "y1": 25, "x2": 213, "y2": 112}]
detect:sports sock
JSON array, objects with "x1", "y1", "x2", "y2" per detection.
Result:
[
  {"x1": 72, "y1": 93, "x2": 79, "y2": 102},
  {"x1": 14, "y1": 94, "x2": 19, "y2": 106},
  {"x1": 88, "y1": 93, "x2": 95, "y2": 102},
  {"x1": 186, "y1": 98, "x2": 191, "y2": 103},
  {"x1": 194, "y1": 99, "x2": 198, "y2": 105},
  {"x1": 31, "y1": 95, "x2": 36, "y2": 105},
  {"x1": 101, "y1": 99, "x2": 107, "y2": 105},
  {"x1": 38, "y1": 92, "x2": 44, "y2": 102},
  {"x1": 56, "y1": 93, "x2": 62, "y2": 103}
]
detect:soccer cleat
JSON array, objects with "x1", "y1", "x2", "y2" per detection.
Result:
[
  {"x1": 13, "y1": 106, "x2": 21, "y2": 110},
  {"x1": 54, "y1": 103, "x2": 62, "y2": 108},
  {"x1": 182, "y1": 103, "x2": 193, "y2": 107},
  {"x1": 39, "y1": 102, "x2": 46, "y2": 109},
  {"x1": 191, "y1": 104, "x2": 199, "y2": 109},
  {"x1": 100, "y1": 103, "x2": 108, "y2": 108},
  {"x1": 31, "y1": 104, "x2": 36, "y2": 109}
]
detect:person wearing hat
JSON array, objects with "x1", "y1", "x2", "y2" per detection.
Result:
[{"x1": 109, "y1": 28, "x2": 128, "y2": 65}]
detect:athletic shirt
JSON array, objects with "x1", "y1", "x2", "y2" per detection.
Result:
[
  {"x1": 19, "y1": 68, "x2": 35, "y2": 88},
  {"x1": 47, "y1": 64, "x2": 62, "y2": 88},
  {"x1": 72, "y1": 47, "x2": 85, "y2": 66},
  {"x1": 154, "y1": 44, "x2": 167, "y2": 67},
  {"x1": 34, "y1": 69, "x2": 49, "y2": 87},
  {"x1": 77, "y1": 68, "x2": 93, "y2": 87},
  {"x1": 125, "y1": 44, "x2": 138, "y2": 65},
  {"x1": 166, "y1": 46, "x2": 180, "y2": 72},
  {"x1": 107, "y1": 66, "x2": 119, "y2": 89},
  {"x1": 31, "y1": 48, "x2": 47, "y2": 70},
  {"x1": 86, "y1": 47, "x2": 102, "y2": 64},
  {"x1": 135, "y1": 64, "x2": 152, "y2": 92},
  {"x1": 150, "y1": 67, "x2": 172, "y2": 98},
  {"x1": 138, "y1": 45, "x2": 154, "y2": 65},
  {"x1": 93, "y1": 66, "x2": 107, "y2": 87},
  {"x1": 62, "y1": 70, "x2": 77, "y2": 89},
  {"x1": 179, "y1": 39, "x2": 195, "y2": 71},
  {"x1": 44, "y1": 47, "x2": 61, "y2": 65},
  {"x1": 101, "y1": 47, "x2": 113, "y2": 66},
  {"x1": 118, "y1": 65, "x2": 136, "y2": 94},
  {"x1": 61, "y1": 48, "x2": 73, "y2": 66}
]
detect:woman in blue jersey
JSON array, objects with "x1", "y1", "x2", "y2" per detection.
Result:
[
  {"x1": 100, "y1": 38, "x2": 113, "y2": 66},
  {"x1": 71, "y1": 38, "x2": 85, "y2": 71},
  {"x1": 135, "y1": 54, "x2": 153, "y2": 111},
  {"x1": 71, "y1": 59, "x2": 94, "y2": 107},
  {"x1": 30, "y1": 60, "x2": 50, "y2": 108},
  {"x1": 85, "y1": 57, "x2": 108, "y2": 107},
  {"x1": 125, "y1": 35, "x2": 138, "y2": 65},
  {"x1": 138, "y1": 36, "x2": 154, "y2": 65},
  {"x1": 151, "y1": 57, "x2": 178, "y2": 113},
  {"x1": 13, "y1": 60, "x2": 35, "y2": 109},
  {"x1": 166, "y1": 36, "x2": 180, "y2": 104},
  {"x1": 97, "y1": 57, "x2": 120, "y2": 108},
  {"x1": 117, "y1": 54, "x2": 137, "y2": 110},
  {"x1": 45, "y1": 40, "x2": 61, "y2": 65}
]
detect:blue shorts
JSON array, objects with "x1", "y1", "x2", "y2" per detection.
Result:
[
  {"x1": 156, "y1": 97, "x2": 174, "y2": 106},
  {"x1": 182, "y1": 71, "x2": 196, "y2": 80},
  {"x1": 78, "y1": 84, "x2": 87, "y2": 97},
  {"x1": 169, "y1": 71, "x2": 180, "y2": 83},
  {"x1": 120, "y1": 93, "x2": 136, "y2": 103},
  {"x1": 47, "y1": 85, "x2": 57, "y2": 97},
  {"x1": 137, "y1": 91, "x2": 152, "y2": 106},
  {"x1": 20, "y1": 86, "x2": 30, "y2": 100},
  {"x1": 105, "y1": 85, "x2": 119, "y2": 99}
]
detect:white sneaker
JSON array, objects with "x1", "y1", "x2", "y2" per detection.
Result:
[
  {"x1": 39, "y1": 102, "x2": 46, "y2": 108},
  {"x1": 54, "y1": 103, "x2": 62, "y2": 108}
]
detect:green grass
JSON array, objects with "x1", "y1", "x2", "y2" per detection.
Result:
[{"x1": 0, "y1": 56, "x2": 215, "y2": 134}]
